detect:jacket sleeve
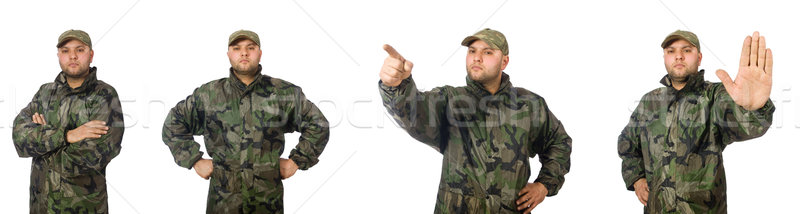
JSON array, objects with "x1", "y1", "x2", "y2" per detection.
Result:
[
  {"x1": 528, "y1": 98, "x2": 572, "y2": 196},
  {"x1": 287, "y1": 88, "x2": 330, "y2": 170},
  {"x1": 378, "y1": 77, "x2": 449, "y2": 152},
  {"x1": 618, "y1": 95, "x2": 647, "y2": 191},
  {"x1": 162, "y1": 88, "x2": 206, "y2": 169},
  {"x1": 12, "y1": 85, "x2": 68, "y2": 158},
  {"x1": 710, "y1": 85, "x2": 775, "y2": 145},
  {"x1": 59, "y1": 87, "x2": 124, "y2": 176}
]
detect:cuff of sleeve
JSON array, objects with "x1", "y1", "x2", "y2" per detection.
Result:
[
  {"x1": 289, "y1": 149, "x2": 315, "y2": 170},
  {"x1": 184, "y1": 152, "x2": 204, "y2": 170},
  {"x1": 754, "y1": 99, "x2": 776, "y2": 115},
  {"x1": 624, "y1": 175, "x2": 645, "y2": 191},
  {"x1": 534, "y1": 178, "x2": 560, "y2": 197}
]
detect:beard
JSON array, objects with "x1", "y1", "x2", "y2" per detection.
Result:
[
  {"x1": 666, "y1": 64, "x2": 699, "y2": 84},
  {"x1": 232, "y1": 61, "x2": 260, "y2": 76},
  {"x1": 466, "y1": 63, "x2": 502, "y2": 84},
  {"x1": 60, "y1": 63, "x2": 91, "y2": 79}
]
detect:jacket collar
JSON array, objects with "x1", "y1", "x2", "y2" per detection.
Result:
[
  {"x1": 228, "y1": 64, "x2": 264, "y2": 92},
  {"x1": 466, "y1": 72, "x2": 512, "y2": 97},
  {"x1": 660, "y1": 69, "x2": 705, "y2": 92},
  {"x1": 54, "y1": 66, "x2": 98, "y2": 94}
]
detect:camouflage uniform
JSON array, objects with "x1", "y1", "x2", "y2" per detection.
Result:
[
  {"x1": 380, "y1": 72, "x2": 572, "y2": 213},
  {"x1": 13, "y1": 67, "x2": 125, "y2": 213},
  {"x1": 618, "y1": 70, "x2": 775, "y2": 213},
  {"x1": 162, "y1": 65, "x2": 329, "y2": 214}
]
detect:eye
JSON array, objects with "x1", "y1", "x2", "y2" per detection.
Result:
[
  {"x1": 248, "y1": 47, "x2": 255, "y2": 50},
  {"x1": 484, "y1": 51, "x2": 492, "y2": 55},
  {"x1": 683, "y1": 49, "x2": 691, "y2": 53},
  {"x1": 233, "y1": 47, "x2": 240, "y2": 51}
]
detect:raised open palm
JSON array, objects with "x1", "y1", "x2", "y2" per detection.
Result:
[{"x1": 715, "y1": 31, "x2": 773, "y2": 111}]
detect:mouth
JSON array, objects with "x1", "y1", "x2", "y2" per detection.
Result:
[
  {"x1": 470, "y1": 65, "x2": 483, "y2": 71},
  {"x1": 68, "y1": 63, "x2": 79, "y2": 67},
  {"x1": 673, "y1": 64, "x2": 685, "y2": 69},
  {"x1": 239, "y1": 60, "x2": 250, "y2": 64}
]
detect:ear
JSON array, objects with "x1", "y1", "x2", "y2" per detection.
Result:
[
  {"x1": 501, "y1": 55, "x2": 509, "y2": 70},
  {"x1": 89, "y1": 49, "x2": 94, "y2": 63},
  {"x1": 697, "y1": 52, "x2": 702, "y2": 66}
]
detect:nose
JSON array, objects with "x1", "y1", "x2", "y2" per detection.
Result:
[
  {"x1": 675, "y1": 52, "x2": 684, "y2": 61},
  {"x1": 472, "y1": 53, "x2": 482, "y2": 63},
  {"x1": 69, "y1": 51, "x2": 78, "y2": 60}
]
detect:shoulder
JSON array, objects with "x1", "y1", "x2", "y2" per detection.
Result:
[{"x1": 94, "y1": 80, "x2": 120, "y2": 97}]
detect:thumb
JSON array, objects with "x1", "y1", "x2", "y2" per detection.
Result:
[
  {"x1": 383, "y1": 44, "x2": 404, "y2": 61},
  {"x1": 715, "y1": 69, "x2": 735, "y2": 91}
]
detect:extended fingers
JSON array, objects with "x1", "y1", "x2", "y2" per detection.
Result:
[
  {"x1": 757, "y1": 35, "x2": 767, "y2": 70},
  {"x1": 739, "y1": 36, "x2": 751, "y2": 67},
  {"x1": 765, "y1": 49, "x2": 773, "y2": 76},
  {"x1": 383, "y1": 44, "x2": 404, "y2": 60},
  {"x1": 749, "y1": 32, "x2": 759, "y2": 67}
]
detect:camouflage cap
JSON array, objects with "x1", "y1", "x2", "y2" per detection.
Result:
[
  {"x1": 661, "y1": 30, "x2": 700, "y2": 52},
  {"x1": 57, "y1": 29, "x2": 92, "y2": 49},
  {"x1": 461, "y1": 28, "x2": 509, "y2": 55},
  {"x1": 228, "y1": 30, "x2": 260, "y2": 46}
]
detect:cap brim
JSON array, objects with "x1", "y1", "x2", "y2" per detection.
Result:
[
  {"x1": 461, "y1": 36, "x2": 480, "y2": 46},
  {"x1": 57, "y1": 37, "x2": 86, "y2": 48},
  {"x1": 661, "y1": 35, "x2": 690, "y2": 48}
]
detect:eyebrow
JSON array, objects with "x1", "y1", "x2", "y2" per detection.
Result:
[
  {"x1": 59, "y1": 45, "x2": 87, "y2": 49},
  {"x1": 666, "y1": 45, "x2": 694, "y2": 50},
  {"x1": 468, "y1": 46, "x2": 495, "y2": 51}
]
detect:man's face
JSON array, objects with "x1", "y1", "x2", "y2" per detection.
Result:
[
  {"x1": 663, "y1": 39, "x2": 702, "y2": 83},
  {"x1": 57, "y1": 39, "x2": 94, "y2": 79},
  {"x1": 227, "y1": 39, "x2": 262, "y2": 76},
  {"x1": 465, "y1": 40, "x2": 508, "y2": 84}
]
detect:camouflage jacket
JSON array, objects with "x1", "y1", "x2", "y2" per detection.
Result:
[
  {"x1": 12, "y1": 67, "x2": 124, "y2": 214},
  {"x1": 618, "y1": 70, "x2": 774, "y2": 213},
  {"x1": 380, "y1": 72, "x2": 572, "y2": 213},
  {"x1": 162, "y1": 66, "x2": 329, "y2": 213}
]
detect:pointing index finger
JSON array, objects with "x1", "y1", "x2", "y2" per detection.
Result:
[{"x1": 383, "y1": 44, "x2": 404, "y2": 60}]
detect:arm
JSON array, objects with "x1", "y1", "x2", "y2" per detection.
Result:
[
  {"x1": 378, "y1": 44, "x2": 448, "y2": 152},
  {"x1": 286, "y1": 88, "x2": 330, "y2": 170},
  {"x1": 162, "y1": 88, "x2": 206, "y2": 169},
  {"x1": 618, "y1": 97, "x2": 646, "y2": 191},
  {"x1": 58, "y1": 87, "x2": 124, "y2": 176},
  {"x1": 379, "y1": 77, "x2": 449, "y2": 152},
  {"x1": 12, "y1": 85, "x2": 68, "y2": 158},
  {"x1": 528, "y1": 98, "x2": 572, "y2": 196},
  {"x1": 712, "y1": 31, "x2": 775, "y2": 144},
  {"x1": 711, "y1": 86, "x2": 774, "y2": 145}
]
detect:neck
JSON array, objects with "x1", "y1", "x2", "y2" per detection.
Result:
[
  {"x1": 482, "y1": 79, "x2": 501, "y2": 95},
  {"x1": 235, "y1": 72, "x2": 257, "y2": 86},
  {"x1": 672, "y1": 82, "x2": 686, "y2": 91},
  {"x1": 66, "y1": 75, "x2": 87, "y2": 89}
]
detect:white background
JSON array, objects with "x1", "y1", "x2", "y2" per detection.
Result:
[{"x1": 1, "y1": 0, "x2": 798, "y2": 213}]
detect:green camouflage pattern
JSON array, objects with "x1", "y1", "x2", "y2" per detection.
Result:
[
  {"x1": 618, "y1": 70, "x2": 775, "y2": 213},
  {"x1": 57, "y1": 29, "x2": 93, "y2": 49},
  {"x1": 461, "y1": 28, "x2": 509, "y2": 55},
  {"x1": 379, "y1": 72, "x2": 572, "y2": 213},
  {"x1": 162, "y1": 65, "x2": 329, "y2": 213},
  {"x1": 228, "y1": 30, "x2": 260, "y2": 47},
  {"x1": 661, "y1": 30, "x2": 700, "y2": 52},
  {"x1": 12, "y1": 67, "x2": 125, "y2": 213}
]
